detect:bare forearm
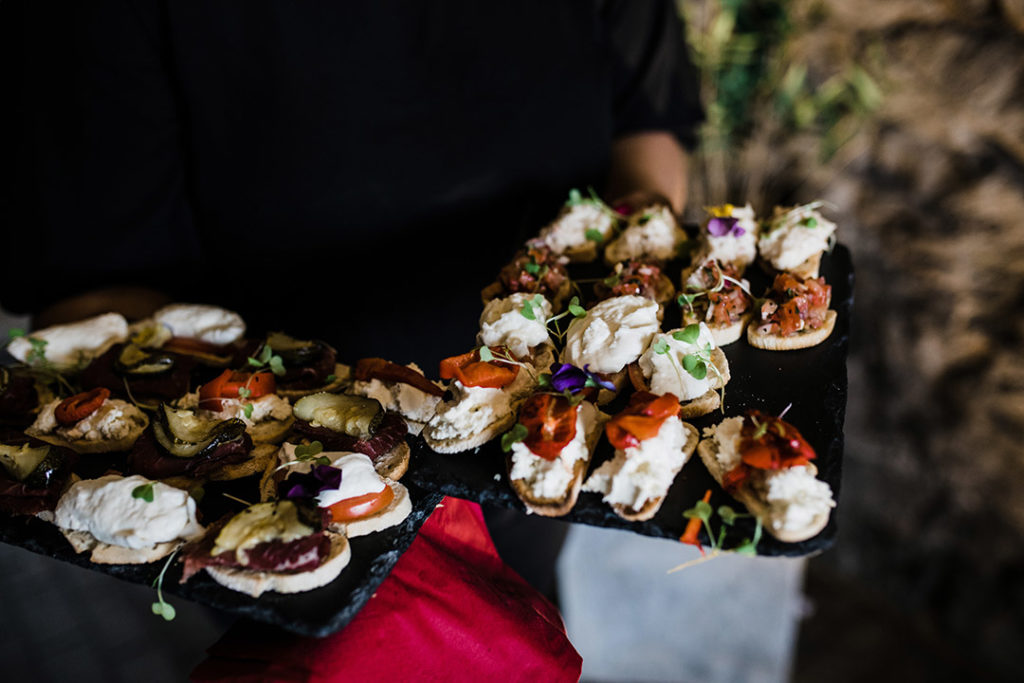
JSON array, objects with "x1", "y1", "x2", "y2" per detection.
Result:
[{"x1": 606, "y1": 131, "x2": 690, "y2": 214}]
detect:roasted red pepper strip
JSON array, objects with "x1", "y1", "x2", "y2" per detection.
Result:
[
  {"x1": 680, "y1": 489, "x2": 712, "y2": 555},
  {"x1": 605, "y1": 391, "x2": 681, "y2": 451},
  {"x1": 55, "y1": 388, "x2": 110, "y2": 426},
  {"x1": 354, "y1": 358, "x2": 444, "y2": 397},
  {"x1": 738, "y1": 410, "x2": 816, "y2": 470},
  {"x1": 439, "y1": 347, "x2": 519, "y2": 389},
  {"x1": 199, "y1": 369, "x2": 276, "y2": 411}
]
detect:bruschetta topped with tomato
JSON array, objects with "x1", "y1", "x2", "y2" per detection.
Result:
[
  {"x1": 747, "y1": 273, "x2": 836, "y2": 350},
  {"x1": 593, "y1": 260, "x2": 676, "y2": 316},
  {"x1": 423, "y1": 345, "x2": 540, "y2": 454},
  {"x1": 481, "y1": 244, "x2": 572, "y2": 311},
  {"x1": 679, "y1": 258, "x2": 754, "y2": 346},
  {"x1": 501, "y1": 364, "x2": 609, "y2": 517},
  {"x1": 697, "y1": 410, "x2": 835, "y2": 542},
  {"x1": 582, "y1": 391, "x2": 699, "y2": 521}
]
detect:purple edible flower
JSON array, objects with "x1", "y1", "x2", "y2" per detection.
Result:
[
  {"x1": 706, "y1": 216, "x2": 745, "y2": 238},
  {"x1": 281, "y1": 464, "x2": 343, "y2": 500},
  {"x1": 548, "y1": 363, "x2": 616, "y2": 393}
]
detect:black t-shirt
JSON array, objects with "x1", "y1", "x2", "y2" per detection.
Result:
[{"x1": 2, "y1": 0, "x2": 701, "y2": 366}]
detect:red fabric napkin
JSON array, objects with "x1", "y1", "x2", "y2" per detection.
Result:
[{"x1": 191, "y1": 497, "x2": 582, "y2": 682}]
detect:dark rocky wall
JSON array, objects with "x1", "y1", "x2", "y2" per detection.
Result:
[{"x1": 688, "y1": 0, "x2": 1024, "y2": 677}]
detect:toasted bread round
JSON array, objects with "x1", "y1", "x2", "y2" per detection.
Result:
[
  {"x1": 248, "y1": 415, "x2": 295, "y2": 444},
  {"x1": 277, "y1": 363, "x2": 352, "y2": 399},
  {"x1": 60, "y1": 528, "x2": 182, "y2": 564},
  {"x1": 506, "y1": 408, "x2": 607, "y2": 517},
  {"x1": 423, "y1": 410, "x2": 519, "y2": 454},
  {"x1": 204, "y1": 532, "x2": 351, "y2": 597},
  {"x1": 337, "y1": 480, "x2": 412, "y2": 538},
  {"x1": 28, "y1": 412, "x2": 149, "y2": 455},
  {"x1": 747, "y1": 310, "x2": 836, "y2": 351},
  {"x1": 697, "y1": 439, "x2": 830, "y2": 543},
  {"x1": 600, "y1": 421, "x2": 699, "y2": 522},
  {"x1": 373, "y1": 440, "x2": 411, "y2": 481},
  {"x1": 681, "y1": 312, "x2": 751, "y2": 347},
  {"x1": 630, "y1": 348, "x2": 730, "y2": 418}
]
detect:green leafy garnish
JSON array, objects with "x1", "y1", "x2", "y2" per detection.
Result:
[
  {"x1": 682, "y1": 352, "x2": 708, "y2": 379},
  {"x1": 131, "y1": 482, "x2": 155, "y2": 503},
  {"x1": 603, "y1": 274, "x2": 621, "y2": 288},
  {"x1": 26, "y1": 337, "x2": 49, "y2": 365},
  {"x1": 537, "y1": 373, "x2": 552, "y2": 387},
  {"x1": 673, "y1": 324, "x2": 701, "y2": 344},
  {"x1": 501, "y1": 423, "x2": 528, "y2": 452},
  {"x1": 237, "y1": 387, "x2": 252, "y2": 399},
  {"x1": 678, "y1": 497, "x2": 761, "y2": 560},
  {"x1": 248, "y1": 344, "x2": 286, "y2": 377},
  {"x1": 751, "y1": 416, "x2": 769, "y2": 440},
  {"x1": 567, "y1": 188, "x2": 583, "y2": 205},
  {"x1": 519, "y1": 294, "x2": 546, "y2": 321},
  {"x1": 325, "y1": 374, "x2": 337, "y2": 383},
  {"x1": 7, "y1": 328, "x2": 26, "y2": 340},
  {"x1": 801, "y1": 216, "x2": 818, "y2": 229},
  {"x1": 478, "y1": 346, "x2": 494, "y2": 362},
  {"x1": 150, "y1": 548, "x2": 179, "y2": 621},
  {"x1": 295, "y1": 441, "x2": 323, "y2": 459},
  {"x1": 585, "y1": 228, "x2": 604, "y2": 243},
  {"x1": 242, "y1": 403, "x2": 254, "y2": 419},
  {"x1": 567, "y1": 296, "x2": 586, "y2": 318},
  {"x1": 524, "y1": 261, "x2": 541, "y2": 276}
]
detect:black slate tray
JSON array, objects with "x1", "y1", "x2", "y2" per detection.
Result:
[
  {"x1": 0, "y1": 481, "x2": 442, "y2": 637},
  {"x1": 407, "y1": 244, "x2": 853, "y2": 557}
]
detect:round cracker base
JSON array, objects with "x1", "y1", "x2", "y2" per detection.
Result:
[
  {"x1": 28, "y1": 413, "x2": 149, "y2": 455},
  {"x1": 205, "y1": 533, "x2": 351, "y2": 597},
  {"x1": 747, "y1": 310, "x2": 836, "y2": 351},
  {"x1": 373, "y1": 441, "x2": 410, "y2": 481}
]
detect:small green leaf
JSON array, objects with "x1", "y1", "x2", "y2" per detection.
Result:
[
  {"x1": 132, "y1": 483, "x2": 155, "y2": 503},
  {"x1": 733, "y1": 542, "x2": 757, "y2": 556},
  {"x1": 501, "y1": 423, "x2": 529, "y2": 452},
  {"x1": 520, "y1": 301, "x2": 536, "y2": 320},
  {"x1": 684, "y1": 357, "x2": 707, "y2": 380},
  {"x1": 677, "y1": 293, "x2": 697, "y2": 307},
  {"x1": 314, "y1": 456, "x2": 331, "y2": 466},
  {"x1": 653, "y1": 339, "x2": 671, "y2": 355},
  {"x1": 537, "y1": 373, "x2": 552, "y2": 387},
  {"x1": 694, "y1": 500, "x2": 713, "y2": 521},
  {"x1": 151, "y1": 601, "x2": 176, "y2": 621},
  {"x1": 802, "y1": 217, "x2": 818, "y2": 229},
  {"x1": 673, "y1": 324, "x2": 701, "y2": 344},
  {"x1": 295, "y1": 441, "x2": 324, "y2": 459},
  {"x1": 567, "y1": 188, "x2": 582, "y2": 205},
  {"x1": 247, "y1": 357, "x2": 262, "y2": 368},
  {"x1": 237, "y1": 387, "x2": 252, "y2": 399},
  {"x1": 718, "y1": 505, "x2": 738, "y2": 526},
  {"x1": 524, "y1": 261, "x2": 540, "y2": 275},
  {"x1": 325, "y1": 374, "x2": 337, "y2": 383},
  {"x1": 585, "y1": 228, "x2": 604, "y2": 243},
  {"x1": 752, "y1": 418, "x2": 768, "y2": 440},
  {"x1": 242, "y1": 403, "x2": 254, "y2": 419},
  {"x1": 7, "y1": 328, "x2": 25, "y2": 340},
  {"x1": 268, "y1": 355, "x2": 286, "y2": 376},
  {"x1": 603, "y1": 274, "x2": 620, "y2": 288},
  {"x1": 478, "y1": 346, "x2": 494, "y2": 362},
  {"x1": 258, "y1": 345, "x2": 273, "y2": 364}
]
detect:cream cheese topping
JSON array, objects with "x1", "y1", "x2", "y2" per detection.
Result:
[
  {"x1": 604, "y1": 205, "x2": 684, "y2": 263},
  {"x1": 55, "y1": 475, "x2": 203, "y2": 549},
  {"x1": 765, "y1": 466, "x2": 836, "y2": 532},
  {"x1": 152, "y1": 304, "x2": 246, "y2": 345},
  {"x1": 509, "y1": 401, "x2": 597, "y2": 500},
  {"x1": 427, "y1": 365, "x2": 535, "y2": 441},
  {"x1": 561, "y1": 295, "x2": 660, "y2": 374},
  {"x1": 701, "y1": 417, "x2": 744, "y2": 471},
  {"x1": 351, "y1": 363, "x2": 442, "y2": 426},
  {"x1": 6, "y1": 313, "x2": 128, "y2": 369},
  {"x1": 758, "y1": 205, "x2": 837, "y2": 271},
  {"x1": 539, "y1": 203, "x2": 616, "y2": 254},
  {"x1": 177, "y1": 390, "x2": 291, "y2": 427},
  {"x1": 582, "y1": 415, "x2": 690, "y2": 510},
  {"x1": 638, "y1": 323, "x2": 719, "y2": 400},
  {"x1": 700, "y1": 203, "x2": 758, "y2": 269},
  {"x1": 31, "y1": 397, "x2": 147, "y2": 442},
  {"x1": 478, "y1": 294, "x2": 553, "y2": 359}
]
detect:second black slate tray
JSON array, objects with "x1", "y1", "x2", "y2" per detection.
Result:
[{"x1": 406, "y1": 245, "x2": 853, "y2": 557}]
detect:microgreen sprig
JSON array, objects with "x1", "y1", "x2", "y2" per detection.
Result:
[
  {"x1": 500, "y1": 423, "x2": 528, "y2": 452},
  {"x1": 248, "y1": 344, "x2": 286, "y2": 377},
  {"x1": 518, "y1": 294, "x2": 547, "y2": 321},
  {"x1": 150, "y1": 547, "x2": 179, "y2": 621},
  {"x1": 652, "y1": 325, "x2": 727, "y2": 412},
  {"x1": 131, "y1": 482, "x2": 155, "y2": 503},
  {"x1": 8, "y1": 330, "x2": 77, "y2": 396},
  {"x1": 669, "y1": 491, "x2": 763, "y2": 572},
  {"x1": 274, "y1": 441, "x2": 331, "y2": 473},
  {"x1": 543, "y1": 296, "x2": 587, "y2": 342},
  {"x1": 677, "y1": 262, "x2": 753, "y2": 319},
  {"x1": 565, "y1": 186, "x2": 622, "y2": 225}
]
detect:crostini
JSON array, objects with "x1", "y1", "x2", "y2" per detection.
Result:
[
  {"x1": 350, "y1": 358, "x2": 445, "y2": 436},
  {"x1": 679, "y1": 258, "x2": 753, "y2": 346},
  {"x1": 747, "y1": 273, "x2": 836, "y2": 350},
  {"x1": 697, "y1": 411, "x2": 835, "y2": 543},
  {"x1": 692, "y1": 203, "x2": 758, "y2": 274},
  {"x1": 27, "y1": 388, "x2": 149, "y2": 454},
  {"x1": 535, "y1": 188, "x2": 619, "y2": 262},
  {"x1": 634, "y1": 323, "x2": 730, "y2": 418},
  {"x1": 603, "y1": 204, "x2": 687, "y2": 266},
  {"x1": 757, "y1": 202, "x2": 836, "y2": 279}
]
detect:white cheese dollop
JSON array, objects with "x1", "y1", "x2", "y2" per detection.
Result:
[
  {"x1": 509, "y1": 401, "x2": 597, "y2": 500},
  {"x1": 479, "y1": 293, "x2": 553, "y2": 359},
  {"x1": 351, "y1": 363, "x2": 442, "y2": 426},
  {"x1": 152, "y1": 303, "x2": 246, "y2": 345},
  {"x1": 758, "y1": 205, "x2": 837, "y2": 271},
  {"x1": 539, "y1": 203, "x2": 616, "y2": 254},
  {"x1": 55, "y1": 475, "x2": 204, "y2": 549},
  {"x1": 427, "y1": 366, "x2": 535, "y2": 441},
  {"x1": 176, "y1": 390, "x2": 291, "y2": 427},
  {"x1": 701, "y1": 416, "x2": 745, "y2": 471},
  {"x1": 604, "y1": 205, "x2": 685, "y2": 263},
  {"x1": 766, "y1": 467, "x2": 836, "y2": 532},
  {"x1": 31, "y1": 397, "x2": 147, "y2": 442},
  {"x1": 583, "y1": 415, "x2": 690, "y2": 510},
  {"x1": 562, "y1": 295, "x2": 660, "y2": 374},
  {"x1": 638, "y1": 323, "x2": 719, "y2": 401},
  {"x1": 6, "y1": 313, "x2": 128, "y2": 369},
  {"x1": 699, "y1": 204, "x2": 758, "y2": 270},
  {"x1": 314, "y1": 452, "x2": 387, "y2": 508}
]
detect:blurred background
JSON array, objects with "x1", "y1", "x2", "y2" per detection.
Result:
[{"x1": 3, "y1": 0, "x2": 1023, "y2": 681}]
